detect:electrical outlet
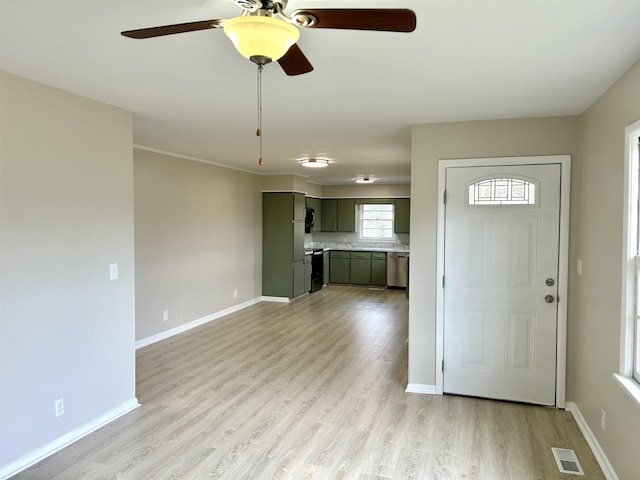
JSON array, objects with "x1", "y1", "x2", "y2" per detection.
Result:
[
  {"x1": 55, "y1": 398, "x2": 64, "y2": 417},
  {"x1": 163, "y1": 310, "x2": 169, "y2": 322},
  {"x1": 233, "y1": 289, "x2": 238, "y2": 298},
  {"x1": 600, "y1": 409, "x2": 606, "y2": 430}
]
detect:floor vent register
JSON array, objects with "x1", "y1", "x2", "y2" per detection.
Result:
[{"x1": 551, "y1": 447, "x2": 584, "y2": 475}]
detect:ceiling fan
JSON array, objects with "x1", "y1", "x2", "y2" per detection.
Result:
[{"x1": 121, "y1": 0, "x2": 417, "y2": 75}]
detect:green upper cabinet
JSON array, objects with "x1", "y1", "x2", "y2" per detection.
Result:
[
  {"x1": 320, "y1": 199, "x2": 355, "y2": 232},
  {"x1": 312, "y1": 197, "x2": 322, "y2": 230},
  {"x1": 337, "y1": 199, "x2": 356, "y2": 232},
  {"x1": 321, "y1": 199, "x2": 337, "y2": 232},
  {"x1": 316, "y1": 197, "x2": 402, "y2": 233},
  {"x1": 306, "y1": 197, "x2": 322, "y2": 232},
  {"x1": 394, "y1": 198, "x2": 410, "y2": 234},
  {"x1": 294, "y1": 192, "x2": 306, "y2": 221}
]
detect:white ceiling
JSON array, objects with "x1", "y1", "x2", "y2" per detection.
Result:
[{"x1": 2, "y1": 0, "x2": 640, "y2": 185}]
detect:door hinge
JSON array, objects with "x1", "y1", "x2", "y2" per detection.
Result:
[
  {"x1": 443, "y1": 190, "x2": 447, "y2": 204},
  {"x1": 442, "y1": 275, "x2": 445, "y2": 288},
  {"x1": 441, "y1": 359, "x2": 445, "y2": 372}
]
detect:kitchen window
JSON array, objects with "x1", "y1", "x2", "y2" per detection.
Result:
[
  {"x1": 617, "y1": 119, "x2": 640, "y2": 406},
  {"x1": 359, "y1": 204, "x2": 395, "y2": 240}
]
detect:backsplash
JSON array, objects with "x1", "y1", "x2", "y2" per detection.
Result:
[{"x1": 305, "y1": 232, "x2": 409, "y2": 252}]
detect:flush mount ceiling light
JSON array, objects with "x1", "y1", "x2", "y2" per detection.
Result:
[
  {"x1": 223, "y1": 15, "x2": 299, "y2": 64},
  {"x1": 355, "y1": 177, "x2": 375, "y2": 184},
  {"x1": 300, "y1": 158, "x2": 329, "y2": 168}
]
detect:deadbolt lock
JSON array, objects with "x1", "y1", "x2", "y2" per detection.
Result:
[{"x1": 545, "y1": 278, "x2": 555, "y2": 286}]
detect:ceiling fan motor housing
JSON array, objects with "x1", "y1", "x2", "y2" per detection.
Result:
[
  {"x1": 232, "y1": 0, "x2": 262, "y2": 12},
  {"x1": 233, "y1": 0, "x2": 289, "y2": 14}
]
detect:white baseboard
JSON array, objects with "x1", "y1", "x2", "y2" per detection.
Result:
[
  {"x1": 0, "y1": 398, "x2": 139, "y2": 480},
  {"x1": 136, "y1": 297, "x2": 262, "y2": 349},
  {"x1": 261, "y1": 293, "x2": 314, "y2": 303},
  {"x1": 406, "y1": 383, "x2": 437, "y2": 395},
  {"x1": 565, "y1": 402, "x2": 618, "y2": 480},
  {"x1": 261, "y1": 296, "x2": 291, "y2": 303}
]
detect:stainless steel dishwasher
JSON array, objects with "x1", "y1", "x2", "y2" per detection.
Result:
[{"x1": 387, "y1": 252, "x2": 408, "y2": 288}]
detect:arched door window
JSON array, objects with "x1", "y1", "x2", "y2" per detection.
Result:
[{"x1": 467, "y1": 177, "x2": 537, "y2": 205}]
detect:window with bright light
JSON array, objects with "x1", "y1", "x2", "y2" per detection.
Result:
[
  {"x1": 618, "y1": 119, "x2": 640, "y2": 405},
  {"x1": 632, "y1": 137, "x2": 640, "y2": 384},
  {"x1": 359, "y1": 204, "x2": 395, "y2": 240}
]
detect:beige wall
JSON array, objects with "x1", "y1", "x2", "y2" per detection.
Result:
[
  {"x1": 322, "y1": 184, "x2": 410, "y2": 198},
  {"x1": 259, "y1": 175, "x2": 409, "y2": 198},
  {"x1": 572, "y1": 59, "x2": 640, "y2": 479},
  {"x1": 134, "y1": 149, "x2": 261, "y2": 341},
  {"x1": 305, "y1": 182, "x2": 323, "y2": 197},
  {"x1": 0, "y1": 71, "x2": 136, "y2": 470},
  {"x1": 409, "y1": 117, "x2": 580, "y2": 387},
  {"x1": 260, "y1": 174, "x2": 310, "y2": 192},
  {"x1": 11, "y1": 51, "x2": 640, "y2": 477}
]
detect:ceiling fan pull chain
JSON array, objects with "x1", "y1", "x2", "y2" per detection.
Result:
[{"x1": 257, "y1": 63, "x2": 263, "y2": 166}]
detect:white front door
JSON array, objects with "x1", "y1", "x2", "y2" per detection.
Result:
[{"x1": 443, "y1": 163, "x2": 561, "y2": 405}]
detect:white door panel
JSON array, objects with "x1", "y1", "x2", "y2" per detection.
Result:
[{"x1": 443, "y1": 164, "x2": 560, "y2": 405}]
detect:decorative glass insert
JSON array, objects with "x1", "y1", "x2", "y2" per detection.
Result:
[{"x1": 468, "y1": 178, "x2": 536, "y2": 205}]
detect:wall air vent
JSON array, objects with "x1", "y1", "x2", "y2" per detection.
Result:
[{"x1": 551, "y1": 447, "x2": 584, "y2": 475}]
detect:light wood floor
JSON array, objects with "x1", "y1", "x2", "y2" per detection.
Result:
[{"x1": 15, "y1": 285, "x2": 604, "y2": 479}]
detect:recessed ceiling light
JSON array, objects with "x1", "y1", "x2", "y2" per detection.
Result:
[
  {"x1": 300, "y1": 158, "x2": 329, "y2": 168},
  {"x1": 355, "y1": 177, "x2": 375, "y2": 184}
]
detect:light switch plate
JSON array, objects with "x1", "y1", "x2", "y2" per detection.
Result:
[
  {"x1": 110, "y1": 263, "x2": 118, "y2": 280},
  {"x1": 576, "y1": 259, "x2": 582, "y2": 276}
]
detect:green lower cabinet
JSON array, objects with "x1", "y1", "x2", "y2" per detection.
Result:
[
  {"x1": 350, "y1": 251, "x2": 372, "y2": 285},
  {"x1": 323, "y1": 251, "x2": 330, "y2": 284},
  {"x1": 304, "y1": 255, "x2": 312, "y2": 293},
  {"x1": 350, "y1": 259, "x2": 371, "y2": 284},
  {"x1": 329, "y1": 251, "x2": 350, "y2": 283},
  {"x1": 371, "y1": 252, "x2": 387, "y2": 286},
  {"x1": 292, "y1": 260, "x2": 305, "y2": 298}
]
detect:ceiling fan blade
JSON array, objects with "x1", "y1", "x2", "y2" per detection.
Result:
[
  {"x1": 278, "y1": 44, "x2": 314, "y2": 76},
  {"x1": 121, "y1": 19, "x2": 226, "y2": 39},
  {"x1": 292, "y1": 8, "x2": 416, "y2": 32}
]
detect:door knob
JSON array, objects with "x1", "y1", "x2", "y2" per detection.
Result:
[{"x1": 545, "y1": 295, "x2": 555, "y2": 303}]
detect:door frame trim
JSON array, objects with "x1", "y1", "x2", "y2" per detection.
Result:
[{"x1": 436, "y1": 155, "x2": 571, "y2": 408}]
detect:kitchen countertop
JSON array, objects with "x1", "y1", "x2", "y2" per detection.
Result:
[{"x1": 305, "y1": 243, "x2": 409, "y2": 254}]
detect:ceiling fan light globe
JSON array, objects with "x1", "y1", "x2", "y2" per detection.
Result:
[{"x1": 223, "y1": 16, "x2": 299, "y2": 62}]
